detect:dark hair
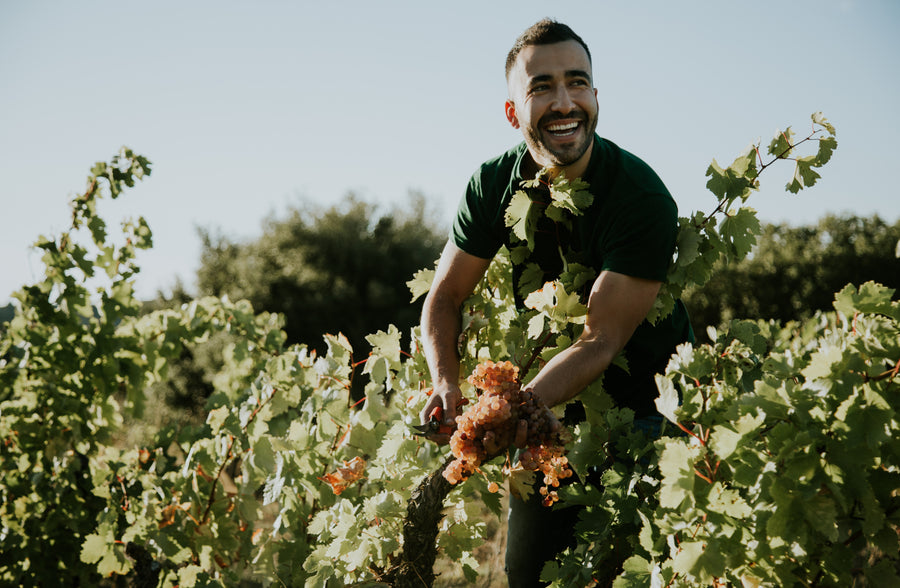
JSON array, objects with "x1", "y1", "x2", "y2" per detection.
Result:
[{"x1": 505, "y1": 19, "x2": 592, "y2": 80}]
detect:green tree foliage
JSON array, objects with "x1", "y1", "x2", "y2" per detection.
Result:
[
  {"x1": 196, "y1": 194, "x2": 445, "y2": 358},
  {"x1": 146, "y1": 195, "x2": 445, "y2": 422},
  {"x1": 0, "y1": 304, "x2": 13, "y2": 328},
  {"x1": 684, "y1": 215, "x2": 900, "y2": 334}
]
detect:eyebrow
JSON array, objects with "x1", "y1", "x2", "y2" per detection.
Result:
[
  {"x1": 566, "y1": 69, "x2": 592, "y2": 81},
  {"x1": 528, "y1": 69, "x2": 592, "y2": 85}
]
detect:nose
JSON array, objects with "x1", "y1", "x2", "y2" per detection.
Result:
[{"x1": 550, "y1": 85, "x2": 576, "y2": 113}]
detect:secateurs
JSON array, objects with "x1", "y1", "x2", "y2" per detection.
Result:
[{"x1": 410, "y1": 406, "x2": 454, "y2": 436}]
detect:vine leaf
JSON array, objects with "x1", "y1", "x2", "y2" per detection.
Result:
[
  {"x1": 654, "y1": 375, "x2": 680, "y2": 425},
  {"x1": 547, "y1": 174, "x2": 593, "y2": 219},
  {"x1": 505, "y1": 190, "x2": 540, "y2": 249},
  {"x1": 507, "y1": 465, "x2": 536, "y2": 501},
  {"x1": 406, "y1": 267, "x2": 435, "y2": 302}
]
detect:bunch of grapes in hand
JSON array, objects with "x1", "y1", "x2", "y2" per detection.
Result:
[{"x1": 442, "y1": 360, "x2": 573, "y2": 506}]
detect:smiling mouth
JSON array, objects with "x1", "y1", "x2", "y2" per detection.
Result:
[{"x1": 545, "y1": 121, "x2": 580, "y2": 137}]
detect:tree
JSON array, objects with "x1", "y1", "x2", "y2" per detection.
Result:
[
  {"x1": 683, "y1": 214, "x2": 900, "y2": 336},
  {"x1": 196, "y1": 193, "x2": 445, "y2": 359},
  {"x1": 0, "y1": 303, "x2": 13, "y2": 334}
]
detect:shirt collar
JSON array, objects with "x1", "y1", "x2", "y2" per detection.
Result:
[{"x1": 510, "y1": 134, "x2": 603, "y2": 189}]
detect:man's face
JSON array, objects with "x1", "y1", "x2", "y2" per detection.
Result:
[{"x1": 506, "y1": 40, "x2": 598, "y2": 173}]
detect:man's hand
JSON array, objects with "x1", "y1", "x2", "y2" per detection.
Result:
[
  {"x1": 418, "y1": 384, "x2": 463, "y2": 444},
  {"x1": 512, "y1": 387, "x2": 562, "y2": 448}
]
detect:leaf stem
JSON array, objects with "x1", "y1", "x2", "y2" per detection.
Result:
[
  {"x1": 520, "y1": 330, "x2": 554, "y2": 379},
  {"x1": 697, "y1": 128, "x2": 825, "y2": 229}
]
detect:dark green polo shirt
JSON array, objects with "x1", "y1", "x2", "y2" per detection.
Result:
[{"x1": 452, "y1": 135, "x2": 693, "y2": 417}]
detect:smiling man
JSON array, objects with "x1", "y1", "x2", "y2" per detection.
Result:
[{"x1": 419, "y1": 19, "x2": 693, "y2": 586}]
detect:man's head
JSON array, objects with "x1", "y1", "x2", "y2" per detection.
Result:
[
  {"x1": 505, "y1": 19, "x2": 592, "y2": 81},
  {"x1": 504, "y1": 19, "x2": 598, "y2": 177}
]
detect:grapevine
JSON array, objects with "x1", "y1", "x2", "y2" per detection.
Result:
[{"x1": 7, "y1": 113, "x2": 893, "y2": 588}]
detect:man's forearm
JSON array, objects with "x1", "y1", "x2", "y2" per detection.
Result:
[
  {"x1": 524, "y1": 336, "x2": 617, "y2": 408},
  {"x1": 525, "y1": 271, "x2": 661, "y2": 409},
  {"x1": 421, "y1": 291, "x2": 463, "y2": 390}
]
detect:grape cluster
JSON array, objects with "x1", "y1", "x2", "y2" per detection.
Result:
[
  {"x1": 442, "y1": 361, "x2": 573, "y2": 505},
  {"x1": 443, "y1": 361, "x2": 519, "y2": 485},
  {"x1": 519, "y1": 444, "x2": 572, "y2": 506}
]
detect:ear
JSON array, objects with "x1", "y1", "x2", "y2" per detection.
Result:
[{"x1": 505, "y1": 100, "x2": 520, "y2": 129}]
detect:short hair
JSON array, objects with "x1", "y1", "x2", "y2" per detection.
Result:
[{"x1": 505, "y1": 19, "x2": 592, "y2": 80}]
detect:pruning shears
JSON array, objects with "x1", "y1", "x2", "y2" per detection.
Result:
[{"x1": 411, "y1": 406, "x2": 454, "y2": 436}]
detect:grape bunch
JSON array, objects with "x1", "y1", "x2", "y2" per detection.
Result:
[
  {"x1": 443, "y1": 361, "x2": 519, "y2": 485},
  {"x1": 519, "y1": 443, "x2": 572, "y2": 506},
  {"x1": 442, "y1": 361, "x2": 573, "y2": 505}
]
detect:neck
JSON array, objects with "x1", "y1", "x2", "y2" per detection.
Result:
[{"x1": 526, "y1": 142, "x2": 594, "y2": 182}]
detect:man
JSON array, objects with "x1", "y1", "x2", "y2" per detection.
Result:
[{"x1": 419, "y1": 19, "x2": 693, "y2": 586}]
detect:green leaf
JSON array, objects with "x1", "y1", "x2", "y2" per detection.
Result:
[
  {"x1": 832, "y1": 282, "x2": 898, "y2": 318},
  {"x1": 613, "y1": 555, "x2": 653, "y2": 587},
  {"x1": 767, "y1": 126, "x2": 795, "y2": 158},
  {"x1": 80, "y1": 533, "x2": 108, "y2": 564},
  {"x1": 672, "y1": 541, "x2": 705, "y2": 576},
  {"x1": 504, "y1": 190, "x2": 539, "y2": 249},
  {"x1": 709, "y1": 412, "x2": 764, "y2": 460},
  {"x1": 654, "y1": 375, "x2": 680, "y2": 425},
  {"x1": 177, "y1": 564, "x2": 205, "y2": 586},
  {"x1": 517, "y1": 262, "x2": 545, "y2": 298},
  {"x1": 705, "y1": 147, "x2": 758, "y2": 203},
  {"x1": 706, "y1": 482, "x2": 752, "y2": 518},
  {"x1": 567, "y1": 422, "x2": 607, "y2": 480},
  {"x1": 364, "y1": 325, "x2": 403, "y2": 389},
  {"x1": 406, "y1": 268, "x2": 434, "y2": 302},
  {"x1": 719, "y1": 207, "x2": 760, "y2": 259},
  {"x1": 523, "y1": 281, "x2": 587, "y2": 330},
  {"x1": 674, "y1": 221, "x2": 703, "y2": 267},
  {"x1": 812, "y1": 111, "x2": 836, "y2": 135},
  {"x1": 802, "y1": 495, "x2": 838, "y2": 541},
  {"x1": 97, "y1": 543, "x2": 132, "y2": 577},
  {"x1": 865, "y1": 559, "x2": 900, "y2": 587},
  {"x1": 658, "y1": 440, "x2": 702, "y2": 509},
  {"x1": 547, "y1": 173, "x2": 593, "y2": 217},
  {"x1": 801, "y1": 338, "x2": 847, "y2": 380},
  {"x1": 527, "y1": 313, "x2": 545, "y2": 340},
  {"x1": 509, "y1": 244, "x2": 530, "y2": 265},
  {"x1": 667, "y1": 342, "x2": 717, "y2": 384},
  {"x1": 539, "y1": 560, "x2": 560, "y2": 582},
  {"x1": 787, "y1": 155, "x2": 821, "y2": 193},
  {"x1": 816, "y1": 135, "x2": 837, "y2": 166}
]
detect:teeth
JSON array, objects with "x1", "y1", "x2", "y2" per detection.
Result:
[{"x1": 547, "y1": 122, "x2": 578, "y2": 132}]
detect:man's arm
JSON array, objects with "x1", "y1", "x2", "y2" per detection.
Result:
[
  {"x1": 524, "y1": 270, "x2": 661, "y2": 408},
  {"x1": 419, "y1": 241, "x2": 491, "y2": 442}
]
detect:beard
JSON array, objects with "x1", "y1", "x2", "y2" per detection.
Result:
[{"x1": 523, "y1": 110, "x2": 597, "y2": 168}]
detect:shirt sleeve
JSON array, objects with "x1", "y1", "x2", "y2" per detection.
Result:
[{"x1": 450, "y1": 170, "x2": 506, "y2": 260}]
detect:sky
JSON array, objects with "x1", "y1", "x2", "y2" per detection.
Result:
[{"x1": 2, "y1": 0, "x2": 898, "y2": 305}]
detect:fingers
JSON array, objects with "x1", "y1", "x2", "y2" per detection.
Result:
[
  {"x1": 418, "y1": 387, "x2": 462, "y2": 445},
  {"x1": 442, "y1": 394, "x2": 458, "y2": 426},
  {"x1": 549, "y1": 413, "x2": 561, "y2": 433},
  {"x1": 428, "y1": 431, "x2": 453, "y2": 445},
  {"x1": 514, "y1": 418, "x2": 528, "y2": 448},
  {"x1": 419, "y1": 394, "x2": 443, "y2": 426}
]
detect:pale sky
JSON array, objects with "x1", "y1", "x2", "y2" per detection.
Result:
[{"x1": 2, "y1": 0, "x2": 898, "y2": 304}]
